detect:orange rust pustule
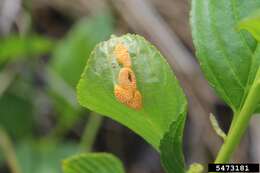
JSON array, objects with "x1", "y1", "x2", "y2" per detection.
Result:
[
  {"x1": 114, "y1": 43, "x2": 132, "y2": 67},
  {"x1": 126, "y1": 90, "x2": 142, "y2": 110},
  {"x1": 113, "y1": 43, "x2": 142, "y2": 110},
  {"x1": 118, "y1": 67, "x2": 137, "y2": 90},
  {"x1": 114, "y1": 85, "x2": 133, "y2": 103},
  {"x1": 114, "y1": 86, "x2": 142, "y2": 110}
]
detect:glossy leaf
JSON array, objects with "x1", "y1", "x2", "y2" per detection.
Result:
[
  {"x1": 77, "y1": 34, "x2": 188, "y2": 173},
  {"x1": 63, "y1": 153, "x2": 125, "y2": 173},
  {"x1": 191, "y1": 0, "x2": 260, "y2": 112},
  {"x1": 238, "y1": 9, "x2": 260, "y2": 42},
  {"x1": 0, "y1": 35, "x2": 54, "y2": 63},
  {"x1": 77, "y1": 34, "x2": 187, "y2": 150}
]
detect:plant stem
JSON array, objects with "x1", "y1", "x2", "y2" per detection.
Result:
[
  {"x1": 0, "y1": 128, "x2": 22, "y2": 173},
  {"x1": 80, "y1": 113, "x2": 103, "y2": 152},
  {"x1": 215, "y1": 69, "x2": 260, "y2": 163}
]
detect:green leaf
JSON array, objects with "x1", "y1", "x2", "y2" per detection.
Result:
[
  {"x1": 63, "y1": 153, "x2": 125, "y2": 173},
  {"x1": 16, "y1": 141, "x2": 78, "y2": 173},
  {"x1": 77, "y1": 34, "x2": 187, "y2": 150},
  {"x1": 238, "y1": 9, "x2": 260, "y2": 42},
  {"x1": 0, "y1": 92, "x2": 33, "y2": 139},
  {"x1": 0, "y1": 35, "x2": 54, "y2": 63},
  {"x1": 160, "y1": 111, "x2": 187, "y2": 173},
  {"x1": 191, "y1": 0, "x2": 260, "y2": 113},
  {"x1": 76, "y1": 34, "x2": 187, "y2": 173},
  {"x1": 50, "y1": 14, "x2": 114, "y2": 87},
  {"x1": 237, "y1": 9, "x2": 260, "y2": 113}
]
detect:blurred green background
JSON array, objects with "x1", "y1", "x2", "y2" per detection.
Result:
[
  {"x1": 0, "y1": 0, "x2": 259, "y2": 173},
  {"x1": 0, "y1": 1, "x2": 115, "y2": 172}
]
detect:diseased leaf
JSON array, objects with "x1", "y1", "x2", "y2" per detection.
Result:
[
  {"x1": 191, "y1": 0, "x2": 260, "y2": 112},
  {"x1": 238, "y1": 9, "x2": 260, "y2": 42},
  {"x1": 77, "y1": 34, "x2": 187, "y2": 150},
  {"x1": 62, "y1": 153, "x2": 125, "y2": 173}
]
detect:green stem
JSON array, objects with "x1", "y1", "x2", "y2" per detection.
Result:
[
  {"x1": 0, "y1": 128, "x2": 22, "y2": 173},
  {"x1": 80, "y1": 113, "x2": 103, "y2": 152},
  {"x1": 215, "y1": 69, "x2": 260, "y2": 163}
]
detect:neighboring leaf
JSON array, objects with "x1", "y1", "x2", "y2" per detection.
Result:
[
  {"x1": 0, "y1": 92, "x2": 33, "y2": 139},
  {"x1": 0, "y1": 35, "x2": 54, "y2": 63},
  {"x1": 16, "y1": 141, "x2": 78, "y2": 173},
  {"x1": 0, "y1": 60, "x2": 38, "y2": 139},
  {"x1": 77, "y1": 34, "x2": 187, "y2": 149},
  {"x1": 50, "y1": 14, "x2": 114, "y2": 87},
  {"x1": 238, "y1": 9, "x2": 260, "y2": 42},
  {"x1": 238, "y1": 9, "x2": 260, "y2": 113},
  {"x1": 191, "y1": 0, "x2": 260, "y2": 112},
  {"x1": 160, "y1": 111, "x2": 187, "y2": 173},
  {"x1": 63, "y1": 153, "x2": 125, "y2": 173}
]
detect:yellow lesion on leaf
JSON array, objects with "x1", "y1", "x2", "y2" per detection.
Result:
[
  {"x1": 114, "y1": 43, "x2": 132, "y2": 68},
  {"x1": 114, "y1": 84, "x2": 133, "y2": 103},
  {"x1": 118, "y1": 67, "x2": 137, "y2": 91},
  {"x1": 126, "y1": 90, "x2": 142, "y2": 110},
  {"x1": 114, "y1": 84, "x2": 142, "y2": 110},
  {"x1": 113, "y1": 43, "x2": 143, "y2": 110}
]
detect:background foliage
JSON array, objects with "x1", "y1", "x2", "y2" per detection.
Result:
[{"x1": 0, "y1": 0, "x2": 260, "y2": 173}]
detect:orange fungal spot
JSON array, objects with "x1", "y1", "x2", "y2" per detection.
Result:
[
  {"x1": 114, "y1": 43, "x2": 132, "y2": 67},
  {"x1": 113, "y1": 42, "x2": 142, "y2": 110},
  {"x1": 114, "y1": 85, "x2": 133, "y2": 103},
  {"x1": 126, "y1": 90, "x2": 142, "y2": 110},
  {"x1": 118, "y1": 67, "x2": 137, "y2": 90}
]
